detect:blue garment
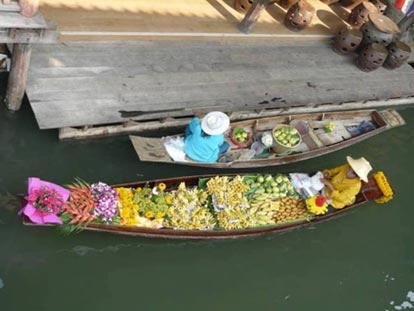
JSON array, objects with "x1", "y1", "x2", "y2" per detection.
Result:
[{"x1": 184, "y1": 118, "x2": 225, "y2": 163}]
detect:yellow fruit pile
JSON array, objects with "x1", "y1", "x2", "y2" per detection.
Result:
[
  {"x1": 273, "y1": 197, "x2": 312, "y2": 224},
  {"x1": 207, "y1": 176, "x2": 252, "y2": 230},
  {"x1": 207, "y1": 176, "x2": 249, "y2": 208},
  {"x1": 166, "y1": 182, "x2": 216, "y2": 230}
]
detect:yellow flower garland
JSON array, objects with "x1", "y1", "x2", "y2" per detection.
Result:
[
  {"x1": 373, "y1": 171, "x2": 394, "y2": 204},
  {"x1": 305, "y1": 196, "x2": 328, "y2": 215},
  {"x1": 115, "y1": 187, "x2": 140, "y2": 225}
]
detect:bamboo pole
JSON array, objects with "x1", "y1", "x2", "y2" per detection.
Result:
[
  {"x1": 19, "y1": 0, "x2": 39, "y2": 17},
  {"x1": 5, "y1": 43, "x2": 32, "y2": 111}
]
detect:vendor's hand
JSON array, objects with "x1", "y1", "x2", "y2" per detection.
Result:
[
  {"x1": 323, "y1": 172, "x2": 330, "y2": 179},
  {"x1": 321, "y1": 178, "x2": 335, "y2": 191}
]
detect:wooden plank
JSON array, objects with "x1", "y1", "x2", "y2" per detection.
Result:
[
  {"x1": 0, "y1": 27, "x2": 59, "y2": 44},
  {"x1": 27, "y1": 41, "x2": 414, "y2": 129},
  {"x1": 0, "y1": 1, "x2": 20, "y2": 12},
  {"x1": 0, "y1": 10, "x2": 47, "y2": 28}
]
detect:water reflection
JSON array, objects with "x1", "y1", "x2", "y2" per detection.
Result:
[
  {"x1": 0, "y1": 193, "x2": 20, "y2": 212},
  {"x1": 386, "y1": 290, "x2": 414, "y2": 310}
]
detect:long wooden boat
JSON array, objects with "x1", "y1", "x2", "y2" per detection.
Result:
[
  {"x1": 22, "y1": 172, "x2": 388, "y2": 239},
  {"x1": 130, "y1": 109, "x2": 404, "y2": 168}
]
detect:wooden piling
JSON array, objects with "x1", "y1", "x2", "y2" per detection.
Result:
[
  {"x1": 238, "y1": 0, "x2": 270, "y2": 34},
  {"x1": 5, "y1": 43, "x2": 32, "y2": 111},
  {"x1": 19, "y1": 0, "x2": 39, "y2": 17}
]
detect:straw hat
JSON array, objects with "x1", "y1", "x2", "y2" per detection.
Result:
[
  {"x1": 201, "y1": 112, "x2": 230, "y2": 136},
  {"x1": 346, "y1": 156, "x2": 373, "y2": 183}
]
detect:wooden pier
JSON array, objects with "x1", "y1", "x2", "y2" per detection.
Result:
[
  {"x1": 3, "y1": 0, "x2": 414, "y2": 139},
  {"x1": 0, "y1": 0, "x2": 58, "y2": 111}
]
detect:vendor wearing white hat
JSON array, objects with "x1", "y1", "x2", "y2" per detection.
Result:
[
  {"x1": 321, "y1": 156, "x2": 373, "y2": 209},
  {"x1": 184, "y1": 112, "x2": 230, "y2": 163}
]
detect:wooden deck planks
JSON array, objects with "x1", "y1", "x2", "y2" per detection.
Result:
[
  {"x1": 0, "y1": 11, "x2": 47, "y2": 28},
  {"x1": 0, "y1": 1, "x2": 20, "y2": 12},
  {"x1": 27, "y1": 40, "x2": 414, "y2": 129}
]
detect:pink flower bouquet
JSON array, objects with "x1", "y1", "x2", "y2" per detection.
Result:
[{"x1": 20, "y1": 177, "x2": 70, "y2": 224}]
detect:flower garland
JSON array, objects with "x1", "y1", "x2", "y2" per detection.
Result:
[
  {"x1": 373, "y1": 171, "x2": 394, "y2": 203},
  {"x1": 305, "y1": 195, "x2": 328, "y2": 215}
]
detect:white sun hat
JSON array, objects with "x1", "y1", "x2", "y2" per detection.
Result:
[
  {"x1": 346, "y1": 156, "x2": 373, "y2": 183},
  {"x1": 201, "y1": 112, "x2": 230, "y2": 136}
]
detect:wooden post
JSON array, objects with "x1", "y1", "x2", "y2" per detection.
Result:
[
  {"x1": 5, "y1": 43, "x2": 32, "y2": 111},
  {"x1": 238, "y1": 0, "x2": 269, "y2": 34},
  {"x1": 19, "y1": 0, "x2": 39, "y2": 17}
]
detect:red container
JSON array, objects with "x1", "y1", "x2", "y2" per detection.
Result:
[{"x1": 229, "y1": 128, "x2": 253, "y2": 149}]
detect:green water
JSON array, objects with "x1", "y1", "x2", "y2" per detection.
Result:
[{"x1": 0, "y1": 78, "x2": 413, "y2": 310}]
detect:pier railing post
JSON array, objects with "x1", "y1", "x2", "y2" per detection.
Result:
[
  {"x1": 5, "y1": 43, "x2": 32, "y2": 111},
  {"x1": 238, "y1": 0, "x2": 269, "y2": 34}
]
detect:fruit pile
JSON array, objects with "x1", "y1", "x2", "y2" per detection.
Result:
[
  {"x1": 246, "y1": 174, "x2": 298, "y2": 199},
  {"x1": 273, "y1": 126, "x2": 301, "y2": 148},
  {"x1": 232, "y1": 127, "x2": 249, "y2": 143},
  {"x1": 166, "y1": 182, "x2": 216, "y2": 230},
  {"x1": 273, "y1": 197, "x2": 312, "y2": 224},
  {"x1": 323, "y1": 121, "x2": 336, "y2": 133},
  {"x1": 207, "y1": 176, "x2": 252, "y2": 230}
]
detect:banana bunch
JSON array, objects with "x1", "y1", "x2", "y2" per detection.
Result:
[
  {"x1": 207, "y1": 175, "x2": 249, "y2": 209},
  {"x1": 216, "y1": 206, "x2": 252, "y2": 230},
  {"x1": 248, "y1": 194, "x2": 280, "y2": 226},
  {"x1": 165, "y1": 182, "x2": 217, "y2": 230}
]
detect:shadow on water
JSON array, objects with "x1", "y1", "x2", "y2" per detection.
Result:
[{"x1": 0, "y1": 72, "x2": 413, "y2": 310}]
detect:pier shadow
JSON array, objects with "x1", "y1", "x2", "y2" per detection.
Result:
[
  {"x1": 206, "y1": 0, "x2": 240, "y2": 24},
  {"x1": 329, "y1": 3, "x2": 351, "y2": 22},
  {"x1": 39, "y1": 0, "x2": 349, "y2": 38},
  {"x1": 315, "y1": 9, "x2": 348, "y2": 34}
]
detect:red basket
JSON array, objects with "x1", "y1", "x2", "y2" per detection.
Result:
[{"x1": 229, "y1": 128, "x2": 253, "y2": 148}]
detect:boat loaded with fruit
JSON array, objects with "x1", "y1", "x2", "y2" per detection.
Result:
[
  {"x1": 20, "y1": 157, "x2": 394, "y2": 239},
  {"x1": 130, "y1": 109, "x2": 405, "y2": 168}
]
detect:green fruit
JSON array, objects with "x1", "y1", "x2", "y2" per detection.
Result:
[
  {"x1": 257, "y1": 176, "x2": 264, "y2": 183},
  {"x1": 251, "y1": 183, "x2": 259, "y2": 189},
  {"x1": 266, "y1": 187, "x2": 273, "y2": 194},
  {"x1": 265, "y1": 175, "x2": 273, "y2": 182},
  {"x1": 255, "y1": 188, "x2": 265, "y2": 194},
  {"x1": 270, "y1": 181, "x2": 277, "y2": 187}
]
